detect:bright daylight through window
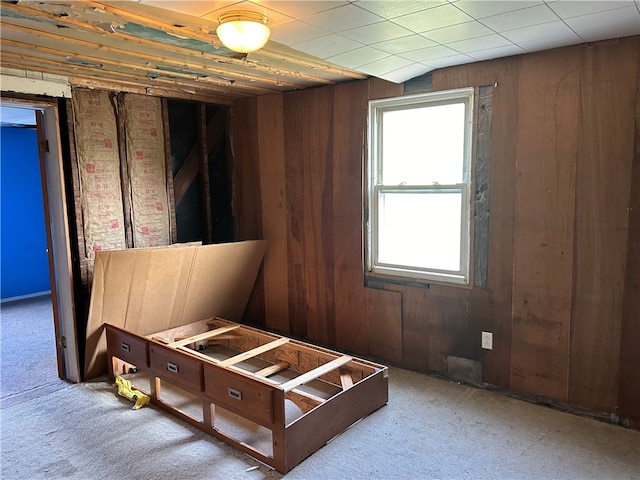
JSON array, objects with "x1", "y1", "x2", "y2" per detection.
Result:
[{"x1": 367, "y1": 88, "x2": 474, "y2": 284}]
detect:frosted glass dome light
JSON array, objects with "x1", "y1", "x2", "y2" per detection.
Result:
[{"x1": 216, "y1": 11, "x2": 270, "y2": 54}]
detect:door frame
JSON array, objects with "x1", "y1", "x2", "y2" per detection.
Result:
[{"x1": 1, "y1": 97, "x2": 81, "y2": 382}]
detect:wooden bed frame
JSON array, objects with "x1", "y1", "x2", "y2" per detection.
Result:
[{"x1": 105, "y1": 317, "x2": 388, "y2": 473}]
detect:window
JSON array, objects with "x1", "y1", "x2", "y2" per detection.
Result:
[{"x1": 367, "y1": 88, "x2": 474, "y2": 285}]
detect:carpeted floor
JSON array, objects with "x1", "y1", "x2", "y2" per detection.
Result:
[
  {"x1": 0, "y1": 295, "x2": 67, "y2": 409},
  {"x1": 1, "y1": 297, "x2": 639, "y2": 479}
]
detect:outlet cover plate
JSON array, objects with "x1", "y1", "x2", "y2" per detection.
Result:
[{"x1": 481, "y1": 331, "x2": 493, "y2": 350}]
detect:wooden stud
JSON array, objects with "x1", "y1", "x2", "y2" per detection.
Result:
[
  {"x1": 116, "y1": 93, "x2": 134, "y2": 248},
  {"x1": 198, "y1": 104, "x2": 213, "y2": 243},
  {"x1": 161, "y1": 98, "x2": 177, "y2": 244}
]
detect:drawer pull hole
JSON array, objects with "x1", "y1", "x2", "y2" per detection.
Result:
[
  {"x1": 120, "y1": 343, "x2": 130, "y2": 352},
  {"x1": 167, "y1": 362, "x2": 179, "y2": 374},
  {"x1": 228, "y1": 388, "x2": 242, "y2": 401}
]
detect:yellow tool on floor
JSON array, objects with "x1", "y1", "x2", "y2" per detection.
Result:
[{"x1": 114, "y1": 376, "x2": 150, "y2": 410}]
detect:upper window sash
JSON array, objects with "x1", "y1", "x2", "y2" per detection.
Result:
[{"x1": 369, "y1": 87, "x2": 474, "y2": 188}]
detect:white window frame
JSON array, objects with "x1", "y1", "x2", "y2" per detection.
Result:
[{"x1": 366, "y1": 88, "x2": 474, "y2": 285}]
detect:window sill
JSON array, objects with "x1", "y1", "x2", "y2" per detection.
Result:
[{"x1": 364, "y1": 273, "x2": 430, "y2": 291}]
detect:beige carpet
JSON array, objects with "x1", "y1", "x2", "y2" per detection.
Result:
[
  {"x1": 1, "y1": 297, "x2": 639, "y2": 479},
  {"x1": 1, "y1": 367, "x2": 639, "y2": 480}
]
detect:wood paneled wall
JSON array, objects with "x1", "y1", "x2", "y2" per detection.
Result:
[{"x1": 231, "y1": 37, "x2": 640, "y2": 423}]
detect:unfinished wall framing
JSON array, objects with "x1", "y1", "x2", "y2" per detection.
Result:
[{"x1": 70, "y1": 88, "x2": 233, "y2": 291}]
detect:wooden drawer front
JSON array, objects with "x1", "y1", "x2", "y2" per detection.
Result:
[
  {"x1": 204, "y1": 365, "x2": 274, "y2": 425},
  {"x1": 106, "y1": 326, "x2": 149, "y2": 367},
  {"x1": 149, "y1": 344, "x2": 203, "y2": 392}
]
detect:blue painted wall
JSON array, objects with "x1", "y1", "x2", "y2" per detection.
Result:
[{"x1": 1, "y1": 127, "x2": 50, "y2": 300}]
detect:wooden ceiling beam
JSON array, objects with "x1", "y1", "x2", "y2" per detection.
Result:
[
  {"x1": 71, "y1": 77, "x2": 237, "y2": 105},
  {"x1": 1, "y1": 1, "x2": 353, "y2": 87},
  {"x1": 89, "y1": 0, "x2": 366, "y2": 81},
  {"x1": 1, "y1": 38, "x2": 276, "y2": 96},
  {"x1": 1, "y1": 21, "x2": 300, "y2": 92},
  {"x1": 0, "y1": 53, "x2": 240, "y2": 104}
]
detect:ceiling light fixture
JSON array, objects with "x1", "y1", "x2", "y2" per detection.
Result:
[{"x1": 216, "y1": 11, "x2": 270, "y2": 54}]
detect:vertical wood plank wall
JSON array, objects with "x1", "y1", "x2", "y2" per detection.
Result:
[{"x1": 231, "y1": 38, "x2": 640, "y2": 422}]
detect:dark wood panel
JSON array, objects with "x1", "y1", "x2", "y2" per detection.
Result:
[
  {"x1": 367, "y1": 288, "x2": 402, "y2": 364},
  {"x1": 617, "y1": 41, "x2": 640, "y2": 423},
  {"x1": 510, "y1": 50, "x2": 580, "y2": 400},
  {"x1": 257, "y1": 94, "x2": 289, "y2": 334},
  {"x1": 231, "y1": 96, "x2": 261, "y2": 240},
  {"x1": 432, "y1": 58, "x2": 512, "y2": 91},
  {"x1": 333, "y1": 223, "x2": 368, "y2": 354},
  {"x1": 431, "y1": 58, "x2": 520, "y2": 386},
  {"x1": 478, "y1": 59, "x2": 520, "y2": 387},
  {"x1": 569, "y1": 40, "x2": 638, "y2": 412},
  {"x1": 332, "y1": 82, "x2": 367, "y2": 224},
  {"x1": 367, "y1": 77, "x2": 403, "y2": 100},
  {"x1": 301, "y1": 87, "x2": 336, "y2": 346},
  {"x1": 230, "y1": 96, "x2": 264, "y2": 323},
  {"x1": 332, "y1": 82, "x2": 369, "y2": 354},
  {"x1": 283, "y1": 91, "x2": 308, "y2": 340},
  {"x1": 429, "y1": 285, "x2": 471, "y2": 371},
  {"x1": 397, "y1": 286, "x2": 431, "y2": 372}
]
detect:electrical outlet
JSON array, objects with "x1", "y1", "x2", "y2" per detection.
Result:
[{"x1": 481, "y1": 331, "x2": 493, "y2": 350}]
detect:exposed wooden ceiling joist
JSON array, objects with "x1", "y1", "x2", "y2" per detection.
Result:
[{"x1": 0, "y1": 0, "x2": 366, "y2": 102}]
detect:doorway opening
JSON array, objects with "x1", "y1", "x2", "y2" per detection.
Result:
[
  {"x1": 0, "y1": 104, "x2": 64, "y2": 406},
  {"x1": 0, "y1": 99, "x2": 80, "y2": 406}
]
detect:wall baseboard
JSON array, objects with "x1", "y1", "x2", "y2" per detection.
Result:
[{"x1": 1, "y1": 291, "x2": 51, "y2": 304}]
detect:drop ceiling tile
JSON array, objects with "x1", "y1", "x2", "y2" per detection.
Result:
[
  {"x1": 501, "y1": 20, "x2": 580, "y2": 44},
  {"x1": 371, "y1": 34, "x2": 438, "y2": 54},
  {"x1": 340, "y1": 21, "x2": 415, "y2": 44},
  {"x1": 326, "y1": 45, "x2": 390, "y2": 69},
  {"x1": 421, "y1": 53, "x2": 476, "y2": 69},
  {"x1": 399, "y1": 44, "x2": 462, "y2": 62},
  {"x1": 392, "y1": 3, "x2": 474, "y2": 32},
  {"x1": 256, "y1": 1, "x2": 349, "y2": 19},
  {"x1": 546, "y1": 0, "x2": 634, "y2": 19},
  {"x1": 453, "y1": 1, "x2": 545, "y2": 19},
  {"x1": 448, "y1": 34, "x2": 513, "y2": 54},
  {"x1": 515, "y1": 35, "x2": 583, "y2": 53},
  {"x1": 563, "y1": 6, "x2": 640, "y2": 41},
  {"x1": 466, "y1": 44, "x2": 526, "y2": 61},
  {"x1": 141, "y1": 0, "x2": 233, "y2": 17},
  {"x1": 293, "y1": 33, "x2": 364, "y2": 59},
  {"x1": 355, "y1": 0, "x2": 446, "y2": 20},
  {"x1": 379, "y1": 63, "x2": 433, "y2": 83},
  {"x1": 422, "y1": 20, "x2": 494, "y2": 43},
  {"x1": 269, "y1": 20, "x2": 330, "y2": 45},
  {"x1": 358, "y1": 54, "x2": 415, "y2": 76},
  {"x1": 480, "y1": 4, "x2": 559, "y2": 32},
  {"x1": 301, "y1": 3, "x2": 383, "y2": 32}
]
